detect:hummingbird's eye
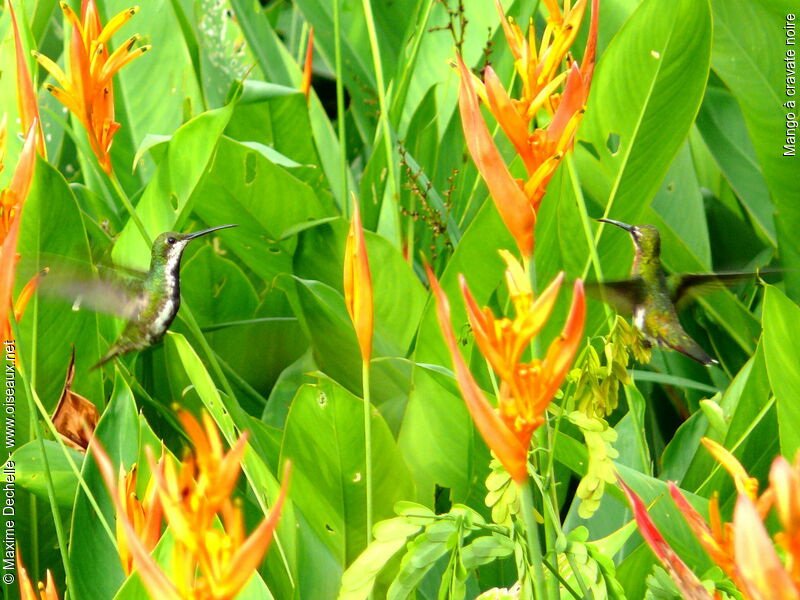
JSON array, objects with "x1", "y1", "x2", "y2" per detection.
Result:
[{"x1": 167, "y1": 237, "x2": 177, "y2": 244}]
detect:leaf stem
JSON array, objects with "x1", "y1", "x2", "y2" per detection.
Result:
[{"x1": 10, "y1": 323, "x2": 74, "y2": 598}]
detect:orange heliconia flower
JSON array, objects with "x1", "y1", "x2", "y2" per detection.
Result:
[
  {"x1": 116, "y1": 459, "x2": 165, "y2": 575},
  {"x1": 8, "y1": 0, "x2": 46, "y2": 157},
  {"x1": 429, "y1": 254, "x2": 585, "y2": 483},
  {"x1": 0, "y1": 121, "x2": 41, "y2": 343},
  {"x1": 17, "y1": 550, "x2": 59, "y2": 600},
  {"x1": 94, "y1": 411, "x2": 291, "y2": 600},
  {"x1": 456, "y1": 0, "x2": 598, "y2": 256},
  {"x1": 34, "y1": 0, "x2": 150, "y2": 174},
  {"x1": 301, "y1": 27, "x2": 315, "y2": 100},
  {"x1": 733, "y1": 493, "x2": 800, "y2": 600},
  {"x1": 344, "y1": 197, "x2": 374, "y2": 363}
]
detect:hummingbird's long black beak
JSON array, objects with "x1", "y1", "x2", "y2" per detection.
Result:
[
  {"x1": 597, "y1": 218, "x2": 635, "y2": 233},
  {"x1": 185, "y1": 224, "x2": 238, "y2": 241}
]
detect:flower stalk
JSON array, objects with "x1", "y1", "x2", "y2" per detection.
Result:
[{"x1": 344, "y1": 197, "x2": 376, "y2": 546}]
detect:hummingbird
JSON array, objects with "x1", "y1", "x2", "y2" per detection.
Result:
[
  {"x1": 45, "y1": 224, "x2": 238, "y2": 370},
  {"x1": 591, "y1": 218, "x2": 762, "y2": 365}
]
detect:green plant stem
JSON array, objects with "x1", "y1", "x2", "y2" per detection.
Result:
[
  {"x1": 361, "y1": 0, "x2": 400, "y2": 243},
  {"x1": 362, "y1": 359, "x2": 374, "y2": 546},
  {"x1": 519, "y1": 481, "x2": 547, "y2": 600},
  {"x1": 533, "y1": 426, "x2": 559, "y2": 600},
  {"x1": 333, "y1": 0, "x2": 348, "y2": 214},
  {"x1": 107, "y1": 171, "x2": 152, "y2": 248},
  {"x1": 543, "y1": 509, "x2": 559, "y2": 600}
]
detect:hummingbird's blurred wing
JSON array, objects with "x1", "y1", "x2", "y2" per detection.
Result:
[
  {"x1": 668, "y1": 271, "x2": 762, "y2": 310},
  {"x1": 584, "y1": 279, "x2": 646, "y2": 314},
  {"x1": 38, "y1": 264, "x2": 146, "y2": 321}
]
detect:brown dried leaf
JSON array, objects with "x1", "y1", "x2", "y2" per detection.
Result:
[{"x1": 52, "y1": 349, "x2": 99, "y2": 452}]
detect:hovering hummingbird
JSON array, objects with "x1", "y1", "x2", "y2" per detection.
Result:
[
  {"x1": 89, "y1": 224, "x2": 239, "y2": 369},
  {"x1": 43, "y1": 225, "x2": 238, "y2": 370},
  {"x1": 591, "y1": 218, "x2": 762, "y2": 365}
]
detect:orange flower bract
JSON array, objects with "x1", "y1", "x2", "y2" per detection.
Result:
[
  {"x1": 344, "y1": 198, "x2": 374, "y2": 363},
  {"x1": 626, "y1": 440, "x2": 800, "y2": 599},
  {"x1": 8, "y1": 0, "x2": 46, "y2": 157},
  {"x1": 116, "y1": 460, "x2": 165, "y2": 576},
  {"x1": 17, "y1": 551, "x2": 59, "y2": 600},
  {"x1": 301, "y1": 27, "x2": 315, "y2": 100},
  {"x1": 0, "y1": 121, "x2": 41, "y2": 344}
]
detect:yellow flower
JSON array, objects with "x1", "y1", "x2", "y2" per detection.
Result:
[{"x1": 94, "y1": 411, "x2": 291, "y2": 600}]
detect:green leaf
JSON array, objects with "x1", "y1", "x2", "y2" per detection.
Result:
[
  {"x1": 6, "y1": 440, "x2": 83, "y2": 509},
  {"x1": 191, "y1": 136, "x2": 330, "y2": 284},
  {"x1": 576, "y1": 0, "x2": 712, "y2": 274},
  {"x1": 111, "y1": 102, "x2": 236, "y2": 270},
  {"x1": 710, "y1": 0, "x2": 799, "y2": 297},
  {"x1": 695, "y1": 87, "x2": 776, "y2": 245},
  {"x1": 763, "y1": 284, "x2": 800, "y2": 457},
  {"x1": 338, "y1": 517, "x2": 424, "y2": 600},
  {"x1": 279, "y1": 378, "x2": 414, "y2": 567},
  {"x1": 181, "y1": 244, "x2": 259, "y2": 327},
  {"x1": 399, "y1": 199, "x2": 512, "y2": 506},
  {"x1": 225, "y1": 81, "x2": 326, "y2": 189},
  {"x1": 227, "y1": 0, "x2": 352, "y2": 208},
  {"x1": 17, "y1": 160, "x2": 103, "y2": 414}
]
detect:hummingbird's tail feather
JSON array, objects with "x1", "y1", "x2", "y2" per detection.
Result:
[
  {"x1": 659, "y1": 334, "x2": 718, "y2": 366},
  {"x1": 90, "y1": 348, "x2": 116, "y2": 371}
]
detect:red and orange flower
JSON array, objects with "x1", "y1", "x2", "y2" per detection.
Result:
[{"x1": 624, "y1": 439, "x2": 800, "y2": 600}]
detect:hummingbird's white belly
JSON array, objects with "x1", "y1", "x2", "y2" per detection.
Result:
[
  {"x1": 634, "y1": 306, "x2": 646, "y2": 331},
  {"x1": 150, "y1": 296, "x2": 178, "y2": 335}
]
